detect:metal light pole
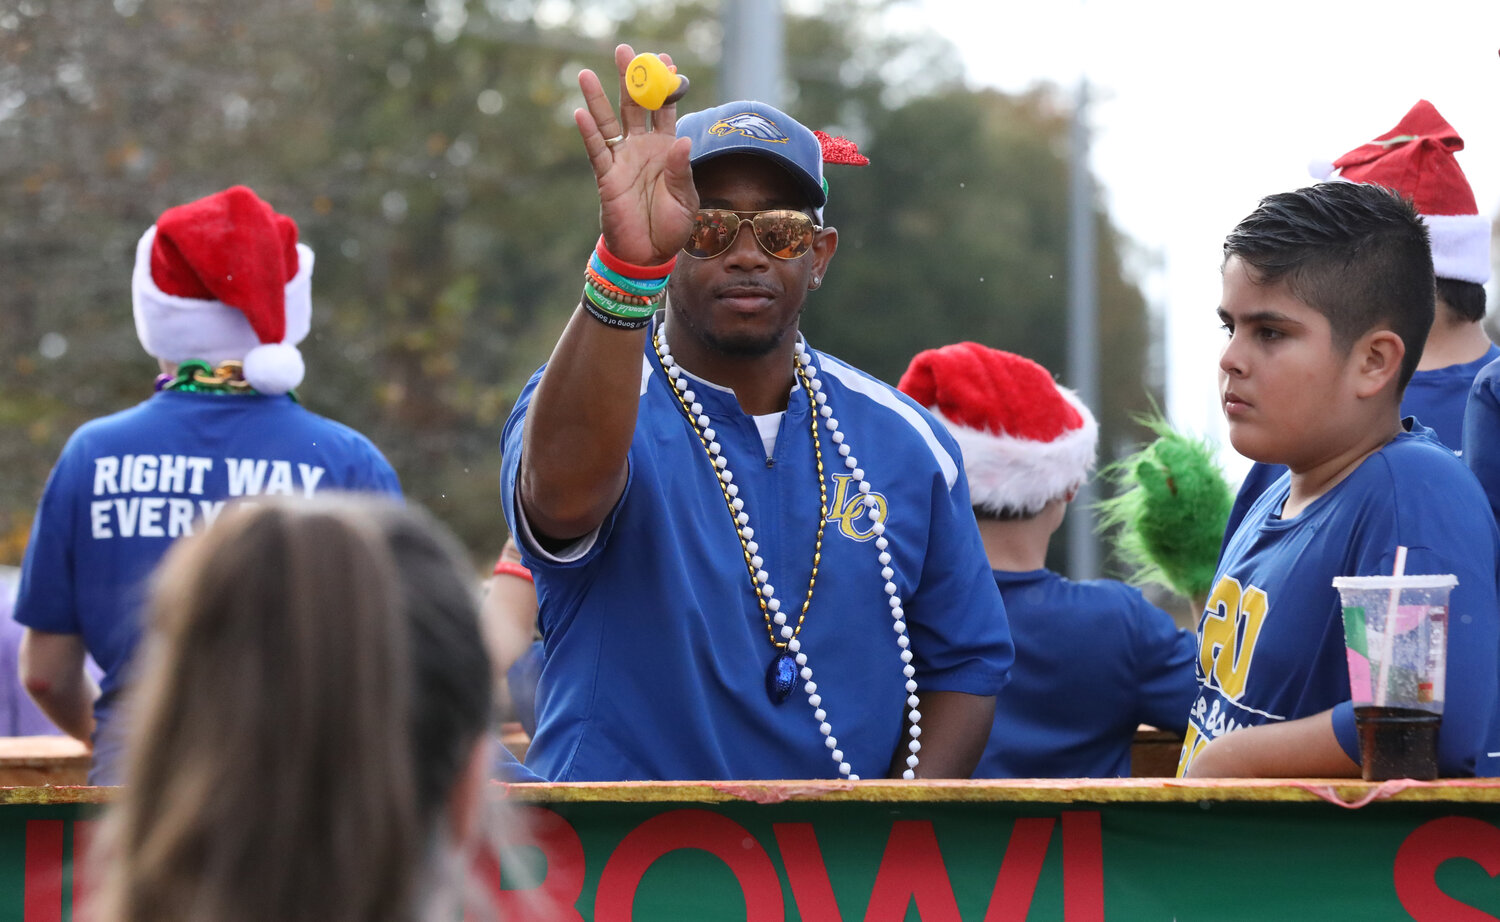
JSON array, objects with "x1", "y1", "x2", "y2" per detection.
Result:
[
  {"x1": 719, "y1": 0, "x2": 784, "y2": 106},
  {"x1": 1066, "y1": 78, "x2": 1101, "y2": 579}
]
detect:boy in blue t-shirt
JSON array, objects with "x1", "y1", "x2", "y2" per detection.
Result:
[
  {"x1": 1179, "y1": 181, "x2": 1500, "y2": 778},
  {"x1": 13, "y1": 187, "x2": 400, "y2": 783},
  {"x1": 1223, "y1": 100, "x2": 1496, "y2": 544},
  {"x1": 898, "y1": 343, "x2": 1198, "y2": 778}
]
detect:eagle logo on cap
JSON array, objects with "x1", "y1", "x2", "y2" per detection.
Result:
[{"x1": 709, "y1": 113, "x2": 789, "y2": 144}]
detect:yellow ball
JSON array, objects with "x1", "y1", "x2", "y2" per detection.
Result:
[{"x1": 626, "y1": 52, "x2": 682, "y2": 111}]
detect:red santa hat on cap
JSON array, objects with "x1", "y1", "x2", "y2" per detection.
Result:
[
  {"x1": 1311, "y1": 100, "x2": 1490, "y2": 285},
  {"x1": 897, "y1": 342, "x2": 1098, "y2": 517},
  {"x1": 132, "y1": 185, "x2": 313, "y2": 394}
]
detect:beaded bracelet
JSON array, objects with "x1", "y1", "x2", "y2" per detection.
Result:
[
  {"x1": 492, "y1": 560, "x2": 534, "y2": 583},
  {"x1": 580, "y1": 237, "x2": 673, "y2": 330},
  {"x1": 583, "y1": 280, "x2": 658, "y2": 317},
  {"x1": 584, "y1": 269, "x2": 659, "y2": 306}
]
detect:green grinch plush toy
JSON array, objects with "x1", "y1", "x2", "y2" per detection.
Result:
[{"x1": 1097, "y1": 415, "x2": 1232, "y2": 608}]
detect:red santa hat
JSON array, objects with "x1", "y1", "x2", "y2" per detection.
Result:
[
  {"x1": 132, "y1": 185, "x2": 313, "y2": 394},
  {"x1": 1311, "y1": 100, "x2": 1490, "y2": 285},
  {"x1": 897, "y1": 342, "x2": 1098, "y2": 517}
]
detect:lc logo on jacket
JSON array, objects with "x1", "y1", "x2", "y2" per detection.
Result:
[{"x1": 828, "y1": 474, "x2": 889, "y2": 542}]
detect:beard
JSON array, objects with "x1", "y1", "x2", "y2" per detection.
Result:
[
  {"x1": 699, "y1": 326, "x2": 785, "y2": 358},
  {"x1": 668, "y1": 298, "x2": 805, "y2": 360}
]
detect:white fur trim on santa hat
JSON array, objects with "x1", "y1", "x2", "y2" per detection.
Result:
[
  {"x1": 242, "y1": 342, "x2": 306, "y2": 394},
  {"x1": 131, "y1": 225, "x2": 314, "y2": 367},
  {"x1": 1423, "y1": 212, "x2": 1492, "y2": 285},
  {"x1": 1321, "y1": 174, "x2": 1492, "y2": 285},
  {"x1": 938, "y1": 386, "x2": 1099, "y2": 517},
  {"x1": 1307, "y1": 159, "x2": 1337, "y2": 181}
]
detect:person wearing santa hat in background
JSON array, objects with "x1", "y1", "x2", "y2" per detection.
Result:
[
  {"x1": 898, "y1": 343, "x2": 1198, "y2": 778},
  {"x1": 1225, "y1": 100, "x2": 1496, "y2": 543},
  {"x1": 12, "y1": 186, "x2": 401, "y2": 784}
]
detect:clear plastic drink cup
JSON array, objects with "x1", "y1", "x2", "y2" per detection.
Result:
[{"x1": 1333, "y1": 574, "x2": 1455, "y2": 781}]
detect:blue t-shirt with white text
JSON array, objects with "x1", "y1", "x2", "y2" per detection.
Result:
[{"x1": 14, "y1": 390, "x2": 400, "y2": 782}]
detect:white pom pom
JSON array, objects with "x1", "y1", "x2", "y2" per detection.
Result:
[
  {"x1": 1307, "y1": 157, "x2": 1337, "y2": 181},
  {"x1": 243, "y1": 342, "x2": 304, "y2": 394}
]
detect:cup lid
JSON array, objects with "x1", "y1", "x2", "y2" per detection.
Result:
[{"x1": 1331, "y1": 574, "x2": 1458, "y2": 590}]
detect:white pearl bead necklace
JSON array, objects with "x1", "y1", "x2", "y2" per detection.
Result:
[{"x1": 653, "y1": 329, "x2": 922, "y2": 780}]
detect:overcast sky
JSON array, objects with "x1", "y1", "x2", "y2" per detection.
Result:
[{"x1": 905, "y1": 0, "x2": 1500, "y2": 481}]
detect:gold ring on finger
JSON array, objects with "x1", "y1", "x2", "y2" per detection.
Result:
[{"x1": 604, "y1": 134, "x2": 626, "y2": 149}]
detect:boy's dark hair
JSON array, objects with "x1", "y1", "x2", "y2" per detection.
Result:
[
  {"x1": 1436, "y1": 277, "x2": 1487, "y2": 324},
  {"x1": 1224, "y1": 182, "x2": 1435, "y2": 391}
]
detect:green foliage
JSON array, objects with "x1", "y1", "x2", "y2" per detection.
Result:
[
  {"x1": 1096, "y1": 414, "x2": 1233, "y2": 604},
  {"x1": 1, "y1": 0, "x2": 1160, "y2": 570}
]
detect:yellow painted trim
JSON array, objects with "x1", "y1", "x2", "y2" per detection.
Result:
[
  {"x1": 489, "y1": 777, "x2": 1500, "y2": 807},
  {"x1": 0, "y1": 786, "x2": 115, "y2": 805},
  {"x1": 10, "y1": 778, "x2": 1500, "y2": 809}
]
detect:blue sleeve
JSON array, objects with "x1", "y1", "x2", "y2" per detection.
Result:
[
  {"x1": 499, "y1": 386, "x2": 527, "y2": 547},
  {"x1": 498, "y1": 372, "x2": 539, "y2": 556},
  {"x1": 355, "y1": 444, "x2": 402, "y2": 498},
  {"x1": 1464, "y1": 360, "x2": 1500, "y2": 526},
  {"x1": 1126, "y1": 589, "x2": 1199, "y2": 734},
  {"x1": 498, "y1": 367, "x2": 633, "y2": 642},
  {"x1": 1412, "y1": 540, "x2": 1500, "y2": 777},
  {"x1": 315, "y1": 420, "x2": 402, "y2": 498},
  {"x1": 903, "y1": 444, "x2": 1014, "y2": 697},
  {"x1": 366, "y1": 448, "x2": 402, "y2": 497},
  {"x1": 491, "y1": 738, "x2": 546, "y2": 783},
  {"x1": 1349, "y1": 481, "x2": 1500, "y2": 777},
  {"x1": 13, "y1": 441, "x2": 83, "y2": 636},
  {"x1": 500, "y1": 365, "x2": 633, "y2": 569},
  {"x1": 1332, "y1": 700, "x2": 1360, "y2": 764}
]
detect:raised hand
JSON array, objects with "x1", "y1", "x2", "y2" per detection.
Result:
[{"x1": 575, "y1": 44, "x2": 698, "y2": 267}]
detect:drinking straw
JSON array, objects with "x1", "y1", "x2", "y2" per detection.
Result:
[{"x1": 1374, "y1": 546, "x2": 1408, "y2": 708}]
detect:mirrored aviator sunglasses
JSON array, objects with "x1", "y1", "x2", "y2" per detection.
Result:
[{"x1": 684, "y1": 209, "x2": 820, "y2": 260}]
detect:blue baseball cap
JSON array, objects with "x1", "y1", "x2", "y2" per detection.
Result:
[{"x1": 675, "y1": 100, "x2": 827, "y2": 210}]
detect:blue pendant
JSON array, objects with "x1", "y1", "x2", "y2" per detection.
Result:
[{"x1": 767, "y1": 652, "x2": 797, "y2": 704}]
